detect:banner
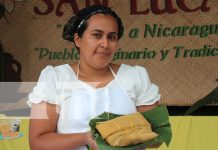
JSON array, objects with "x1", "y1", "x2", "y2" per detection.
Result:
[{"x1": 0, "y1": 0, "x2": 217, "y2": 106}]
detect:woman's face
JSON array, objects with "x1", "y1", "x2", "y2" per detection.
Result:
[{"x1": 74, "y1": 13, "x2": 119, "y2": 69}]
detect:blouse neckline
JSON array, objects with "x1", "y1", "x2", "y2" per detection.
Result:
[{"x1": 65, "y1": 64, "x2": 123, "y2": 90}]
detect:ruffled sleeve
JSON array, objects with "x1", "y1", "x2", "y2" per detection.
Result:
[
  {"x1": 27, "y1": 66, "x2": 61, "y2": 107},
  {"x1": 134, "y1": 66, "x2": 161, "y2": 106}
]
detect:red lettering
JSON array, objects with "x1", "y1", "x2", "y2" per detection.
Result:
[
  {"x1": 177, "y1": 0, "x2": 209, "y2": 12},
  {"x1": 34, "y1": 0, "x2": 54, "y2": 15},
  {"x1": 130, "y1": 0, "x2": 149, "y2": 15},
  {"x1": 33, "y1": 0, "x2": 210, "y2": 16},
  {"x1": 151, "y1": 0, "x2": 177, "y2": 14},
  {"x1": 201, "y1": 0, "x2": 210, "y2": 12},
  {"x1": 56, "y1": 0, "x2": 79, "y2": 17},
  {"x1": 86, "y1": 0, "x2": 108, "y2": 7}
]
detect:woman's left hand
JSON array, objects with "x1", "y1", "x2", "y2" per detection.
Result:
[{"x1": 85, "y1": 132, "x2": 98, "y2": 150}]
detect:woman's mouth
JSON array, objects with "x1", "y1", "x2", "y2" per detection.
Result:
[{"x1": 95, "y1": 51, "x2": 111, "y2": 56}]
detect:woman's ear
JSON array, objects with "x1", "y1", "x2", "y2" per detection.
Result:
[{"x1": 74, "y1": 33, "x2": 80, "y2": 48}]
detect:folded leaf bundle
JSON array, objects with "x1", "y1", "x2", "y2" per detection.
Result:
[
  {"x1": 89, "y1": 105, "x2": 172, "y2": 150},
  {"x1": 96, "y1": 112, "x2": 158, "y2": 146}
]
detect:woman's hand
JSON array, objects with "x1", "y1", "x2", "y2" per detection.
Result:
[
  {"x1": 146, "y1": 143, "x2": 162, "y2": 149},
  {"x1": 136, "y1": 143, "x2": 162, "y2": 150},
  {"x1": 85, "y1": 132, "x2": 98, "y2": 150}
]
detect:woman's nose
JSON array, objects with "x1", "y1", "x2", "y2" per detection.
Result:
[{"x1": 100, "y1": 37, "x2": 109, "y2": 48}]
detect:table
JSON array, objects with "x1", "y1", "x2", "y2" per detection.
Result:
[{"x1": 1, "y1": 116, "x2": 218, "y2": 150}]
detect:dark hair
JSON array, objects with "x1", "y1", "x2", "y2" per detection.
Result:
[{"x1": 62, "y1": 5, "x2": 124, "y2": 43}]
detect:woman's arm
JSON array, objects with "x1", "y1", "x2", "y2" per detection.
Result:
[
  {"x1": 136, "y1": 101, "x2": 160, "y2": 113},
  {"x1": 29, "y1": 102, "x2": 98, "y2": 150}
]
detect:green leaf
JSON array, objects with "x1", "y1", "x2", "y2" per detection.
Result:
[
  {"x1": 89, "y1": 105, "x2": 172, "y2": 150},
  {"x1": 184, "y1": 87, "x2": 218, "y2": 115}
]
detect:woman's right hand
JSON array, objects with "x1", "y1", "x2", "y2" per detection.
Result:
[{"x1": 85, "y1": 132, "x2": 98, "y2": 150}]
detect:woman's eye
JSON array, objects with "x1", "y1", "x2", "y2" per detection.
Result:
[
  {"x1": 93, "y1": 33, "x2": 102, "y2": 39},
  {"x1": 108, "y1": 35, "x2": 117, "y2": 41}
]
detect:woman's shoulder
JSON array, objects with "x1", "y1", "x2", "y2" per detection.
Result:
[
  {"x1": 39, "y1": 64, "x2": 77, "y2": 81},
  {"x1": 115, "y1": 63, "x2": 150, "y2": 85},
  {"x1": 113, "y1": 63, "x2": 147, "y2": 75}
]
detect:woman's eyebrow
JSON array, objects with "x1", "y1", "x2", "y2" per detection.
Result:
[
  {"x1": 92, "y1": 29, "x2": 103, "y2": 33},
  {"x1": 92, "y1": 29, "x2": 118, "y2": 35},
  {"x1": 109, "y1": 32, "x2": 118, "y2": 35}
]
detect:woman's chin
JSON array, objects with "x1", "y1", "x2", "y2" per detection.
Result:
[
  {"x1": 94, "y1": 61, "x2": 111, "y2": 69},
  {"x1": 93, "y1": 58, "x2": 112, "y2": 68}
]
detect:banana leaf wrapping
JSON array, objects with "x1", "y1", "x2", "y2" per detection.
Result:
[{"x1": 89, "y1": 105, "x2": 172, "y2": 150}]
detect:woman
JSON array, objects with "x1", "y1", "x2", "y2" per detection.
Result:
[{"x1": 28, "y1": 5, "x2": 160, "y2": 150}]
